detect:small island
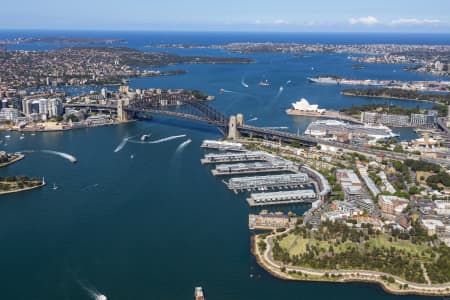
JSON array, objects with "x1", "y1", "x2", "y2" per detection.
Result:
[
  {"x1": 0, "y1": 176, "x2": 46, "y2": 195},
  {"x1": 0, "y1": 151, "x2": 25, "y2": 168}
]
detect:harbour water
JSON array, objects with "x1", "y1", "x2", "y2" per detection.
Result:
[{"x1": 0, "y1": 31, "x2": 448, "y2": 299}]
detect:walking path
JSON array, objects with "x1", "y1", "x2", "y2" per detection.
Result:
[{"x1": 253, "y1": 229, "x2": 450, "y2": 296}]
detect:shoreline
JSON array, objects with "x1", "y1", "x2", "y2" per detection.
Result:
[
  {"x1": 286, "y1": 109, "x2": 363, "y2": 124},
  {"x1": 5, "y1": 120, "x2": 136, "y2": 133},
  {"x1": 251, "y1": 235, "x2": 450, "y2": 297},
  {"x1": 0, "y1": 181, "x2": 46, "y2": 196},
  {"x1": 0, "y1": 154, "x2": 25, "y2": 168},
  {"x1": 341, "y1": 91, "x2": 442, "y2": 105}
]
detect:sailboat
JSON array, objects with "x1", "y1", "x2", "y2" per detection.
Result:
[{"x1": 52, "y1": 183, "x2": 58, "y2": 190}]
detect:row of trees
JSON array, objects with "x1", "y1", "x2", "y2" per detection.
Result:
[{"x1": 342, "y1": 88, "x2": 450, "y2": 107}]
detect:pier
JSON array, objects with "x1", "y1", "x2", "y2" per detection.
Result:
[
  {"x1": 200, "y1": 140, "x2": 247, "y2": 151},
  {"x1": 201, "y1": 151, "x2": 272, "y2": 164},
  {"x1": 247, "y1": 189, "x2": 317, "y2": 207},
  {"x1": 225, "y1": 173, "x2": 310, "y2": 192},
  {"x1": 212, "y1": 161, "x2": 298, "y2": 176}
]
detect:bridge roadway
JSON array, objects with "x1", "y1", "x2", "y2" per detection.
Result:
[{"x1": 63, "y1": 102, "x2": 450, "y2": 167}]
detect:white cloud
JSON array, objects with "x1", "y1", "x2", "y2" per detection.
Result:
[
  {"x1": 391, "y1": 18, "x2": 443, "y2": 25},
  {"x1": 349, "y1": 16, "x2": 379, "y2": 25},
  {"x1": 273, "y1": 19, "x2": 289, "y2": 25},
  {"x1": 253, "y1": 19, "x2": 290, "y2": 25}
]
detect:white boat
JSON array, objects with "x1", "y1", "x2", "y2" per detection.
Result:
[
  {"x1": 5, "y1": 135, "x2": 11, "y2": 139},
  {"x1": 20, "y1": 136, "x2": 25, "y2": 140},
  {"x1": 258, "y1": 80, "x2": 270, "y2": 87},
  {"x1": 140, "y1": 134, "x2": 150, "y2": 141},
  {"x1": 52, "y1": 183, "x2": 58, "y2": 190},
  {"x1": 195, "y1": 287, "x2": 204, "y2": 300},
  {"x1": 130, "y1": 154, "x2": 134, "y2": 159}
]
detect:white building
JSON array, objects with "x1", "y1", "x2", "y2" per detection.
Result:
[
  {"x1": 0, "y1": 108, "x2": 19, "y2": 121},
  {"x1": 291, "y1": 98, "x2": 326, "y2": 113}
]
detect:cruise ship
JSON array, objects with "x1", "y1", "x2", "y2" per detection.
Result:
[
  {"x1": 305, "y1": 120, "x2": 399, "y2": 140},
  {"x1": 307, "y1": 76, "x2": 340, "y2": 84}
]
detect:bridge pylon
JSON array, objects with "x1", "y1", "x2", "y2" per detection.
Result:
[{"x1": 117, "y1": 99, "x2": 128, "y2": 121}]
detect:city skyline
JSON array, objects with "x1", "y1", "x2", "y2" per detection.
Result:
[{"x1": 1, "y1": 0, "x2": 450, "y2": 32}]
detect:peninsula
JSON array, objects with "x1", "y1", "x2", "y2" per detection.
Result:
[
  {"x1": 0, "y1": 151, "x2": 24, "y2": 168},
  {"x1": 0, "y1": 176, "x2": 45, "y2": 195},
  {"x1": 0, "y1": 46, "x2": 253, "y2": 89},
  {"x1": 342, "y1": 88, "x2": 450, "y2": 105}
]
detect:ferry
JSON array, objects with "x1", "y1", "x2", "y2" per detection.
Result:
[
  {"x1": 195, "y1": 287, "x2": 204, "y2": 300},
  {"x1": 307, "y1": 76, "x2": 340, "y2": 84},
  {"x1": 258, "y1": 80, "x2": 270, "y2": 87}
]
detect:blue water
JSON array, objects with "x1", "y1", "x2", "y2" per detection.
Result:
[{"x1": 0, "y1": 31, "x2": 445, "y2": 299}]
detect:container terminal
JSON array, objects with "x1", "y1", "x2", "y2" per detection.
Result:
[
  {"x1": 224, "y1": 173, "x2": 310, "y2": 193},
  {"x1": 247, "y1": 189, "x2": 317, "y2": 207}
]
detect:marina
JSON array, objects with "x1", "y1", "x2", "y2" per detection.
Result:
[{"x1": 247, "y1": 189, "x2": 317, "y2": 207}]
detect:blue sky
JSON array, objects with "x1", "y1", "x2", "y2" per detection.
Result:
[{"x1": 2, "y1": 0, "x2": 450, "y2": 32}]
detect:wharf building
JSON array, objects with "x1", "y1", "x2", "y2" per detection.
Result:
[
  {"x1": 247, "y1": 189, "x2": 316, "y2": 207},
  {"x1": 225, "y1": 173, "x2": 309, "y2": 192},
  {"x1": 248, "y1": 211, "x2": 295, "y2": 230}
]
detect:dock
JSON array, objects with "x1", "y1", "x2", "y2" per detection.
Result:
[
  {"x1": 201, "y1": 151, "x2": 271, "y2": 164},
  {"x1": 246, "y1": 189, "x2": 317, "y2": 207},
  {"x1": 200, "y1": 140, "x2": 246, "y2": 152},
  {"x1": 211, "y1": 161, "x2": 298, "y2": 176},
  {"x1": 225, "y1": 173, "x2": 310, "y2": 192}
]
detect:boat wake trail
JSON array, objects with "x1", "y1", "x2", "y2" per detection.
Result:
[
  {"x1": 78, "y1": 280, "x2": 107, "y2": 300},
  {"x1": 241, "y1": 77, "x2": 249, "y2": 88},
  {"x1": 82, "y1": 183, "x2": 99, "y2": 190},
  {"x1": 247, "y1": 117, "x2": 258, "y2": 122},
  {"x1": 41, "y1": 150, "x2": 77, "y2": 163},
  {"x1": 176, "y1": 139, "x2": 192, "y2": 153},
  {"x1": 114, "y1": 137, "x2": 129, "y2": 153},
  {"x1": 127, "y1": 134, "x2": 187, "y2": 145}
]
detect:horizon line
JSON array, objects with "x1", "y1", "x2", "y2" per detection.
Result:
[{"x1": 1, "y1": 28, "x2": 450, "y2": 35}]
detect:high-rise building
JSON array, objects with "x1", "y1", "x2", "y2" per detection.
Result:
[
  {"x1": 38, "y1": 98, "x2": 49, "y2": 115},
  {"x1": 48, "y1": 98, "x2": 63, "y2": 117}
]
